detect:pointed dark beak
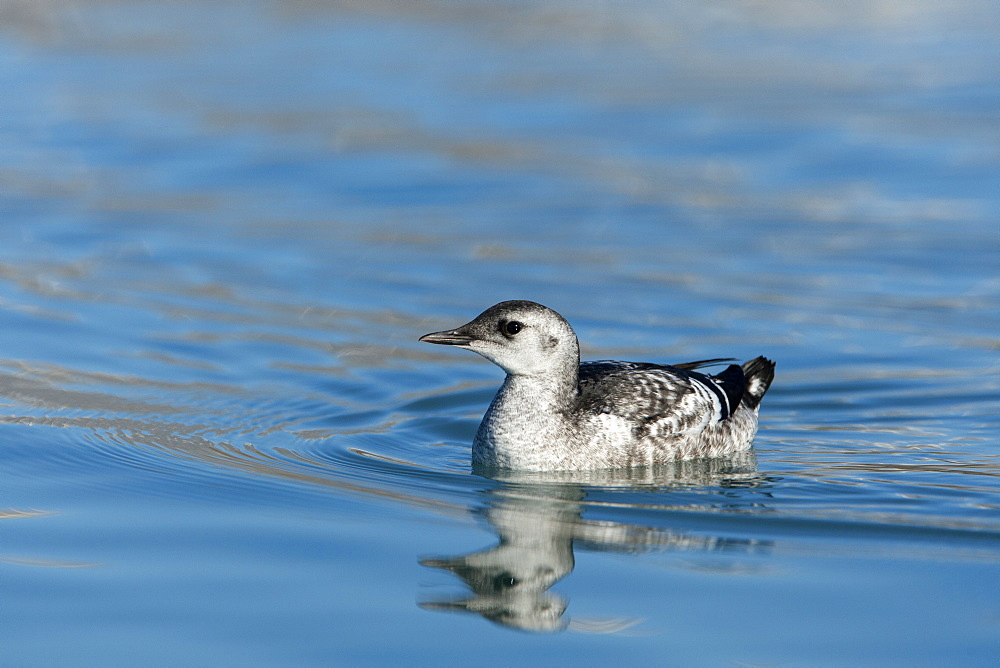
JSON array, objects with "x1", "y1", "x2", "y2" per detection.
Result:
[
  {"x1": 419, "y1": 329, "x2": 475, "y2": 346},
  {"x1": 419, "y1": 557, "x2": 463, "y2": 572}
]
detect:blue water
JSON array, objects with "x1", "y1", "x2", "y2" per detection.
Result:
[{"x1": 2, "y1": 2, "x2": 998, "y2": 664}]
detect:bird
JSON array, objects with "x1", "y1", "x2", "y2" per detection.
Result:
[{"x1": 419, "y1": 300, "x2": 774, "y2": 471}]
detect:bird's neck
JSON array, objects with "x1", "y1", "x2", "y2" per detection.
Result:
[{"x1": 504, "y1": 361, "x2": 579, "y2": 410}]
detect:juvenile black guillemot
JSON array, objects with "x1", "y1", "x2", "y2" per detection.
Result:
[{"x1": 420, "y1": 300, "x2": 775, "y2": 471}]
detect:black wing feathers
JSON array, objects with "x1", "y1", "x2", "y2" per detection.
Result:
[
  {"x1": 670, "y1": 358, "x2": 736, "y2": 371},
  {"x1": 577, "y1": 359, "x2": 750, "y2": 423},
  {"x1": 690, "y1": 364, "x2": 745, "y2": 420}
]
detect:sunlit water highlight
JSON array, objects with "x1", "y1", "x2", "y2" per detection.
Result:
[{"x1": 1, "y1": 2, "x2": 998, "y2": 664}]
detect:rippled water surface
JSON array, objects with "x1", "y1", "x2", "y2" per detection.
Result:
[{"x1": 2, "y1": 2, "x2": 999, "y2": 664}]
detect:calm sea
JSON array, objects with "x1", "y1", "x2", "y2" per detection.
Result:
[{"x1": 1, "y1": 2, "x2": 998, "y2": 664}]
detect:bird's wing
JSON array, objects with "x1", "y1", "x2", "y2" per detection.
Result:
[
  {"x1": 669, "y1": 358, "x2": 735, "y2": 371},
  {"x1": 578, "y1": 361, "x2": 745, "y2": 435}
]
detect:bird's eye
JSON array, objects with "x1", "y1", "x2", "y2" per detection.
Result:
[
  {"x1": 494, "y1": 573, "x2": 518, "y2": 589},
  {"x1": 502, "y1": 320, "x2": 523, "y2": 336}
]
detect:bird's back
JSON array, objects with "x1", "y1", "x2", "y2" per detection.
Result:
[
  {"x1": 573, "y1": 357, "x2": 774, "y2": 460},
  {"x1": 576, "y1": 360, "x2": 743, "y2": 422}
]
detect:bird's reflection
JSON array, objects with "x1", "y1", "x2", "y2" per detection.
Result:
[{"x1": 420, "y1": 452, "x2": 771, "y2": 633}]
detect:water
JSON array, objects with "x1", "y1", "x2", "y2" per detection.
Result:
[{"x1": 1, "y1": 1, "x2": 998, "y2": 664}]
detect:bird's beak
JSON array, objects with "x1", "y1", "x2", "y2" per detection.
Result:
[{"x1": 419, "y1": 328, "x2": 475, "y2": 346}]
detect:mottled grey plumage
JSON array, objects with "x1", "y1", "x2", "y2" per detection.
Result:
[{"x1": 420, "y1": 300, "x2": 774, "y2": 471}]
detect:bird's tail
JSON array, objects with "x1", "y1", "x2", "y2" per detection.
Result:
[{"x1": 740, "y1": 356, "x2": 775, "y2": 409}]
